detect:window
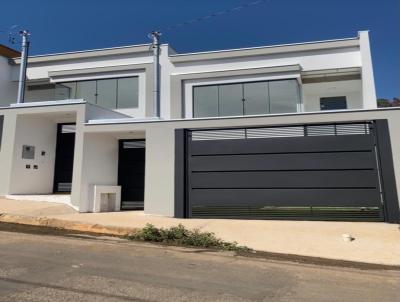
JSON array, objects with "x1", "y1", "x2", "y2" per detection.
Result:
[
  {"x1": 0, "y1": 115, "x2": 3, "y2": 150},
  {"x1": 26, "y1": 84, "x2": 57, "y2": 102},
  {"x1": 243, "y1": 82, "x2": 269, "y2": 115},
  {"x1": 320, "y1": 96, "x2": 347, "y2": 110},
  {"x1": 269, "y1": 80, "x2": 299, "y2": 113},
  {"x1": 193, "y1": 85, "x2": 218, "y2": 118},
  {"x1": 55, "y1": 82, "x2": 76, "y2": 100},
  {"x1": 55, "y1": 77, "x2": 139, "y2": 109},
  {"x1": 193, "y1": 79, "x2": 300, "y2": 118},
  {"x1": 219, "y1": 84, "x2": 243, "y2": 116},
  {"x1": 76, "y1": 80, "x2": 97, "y2": 104},
  {"x1": 117, "y1": 77, "x2": 139, "y2": 108},
  {"x1": 97, "y1": 79, "x2": 117, "y2": 109}
]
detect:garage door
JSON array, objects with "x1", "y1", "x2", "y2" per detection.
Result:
[{"x1": 177, "y1": 121, "x2": 399, "y2": 221}]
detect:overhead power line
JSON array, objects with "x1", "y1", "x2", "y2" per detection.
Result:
[{"x1": 159, "y1": 0, "x2": 270, "y2": 33}]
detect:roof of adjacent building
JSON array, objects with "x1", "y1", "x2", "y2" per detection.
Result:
[{"x1": 0, "y1": 44, "x2": 20, "y2": 58}]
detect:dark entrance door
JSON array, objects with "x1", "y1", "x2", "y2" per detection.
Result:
[
  {"x1": 53, "y1": 124, "x2": 76, "y2": 193},
  {"x1": 181, "y1": 121, "x2": 400, "y2": 222},
  {"x1": 118, "y1": 140, "x2": 146, "y2": 210}
]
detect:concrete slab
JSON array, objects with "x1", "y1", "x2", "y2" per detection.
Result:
[
  {"x1": 0, "y1": 197, "x2": 76, "y2": 216},
  {"x1": 0, "y1": 198, "x2": 399, "y2": 266},
  {"x1": 5, "y1": 194, "x2": 72, "y2": 205}
]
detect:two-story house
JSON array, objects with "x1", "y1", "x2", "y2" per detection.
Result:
[{"x1": 0, "y1": 31, "x2": 399, "y2": 223}]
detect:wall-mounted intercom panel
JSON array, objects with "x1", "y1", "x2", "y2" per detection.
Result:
[{"x1": 22, "y1": 145, "x2": 35, "y2": 159}]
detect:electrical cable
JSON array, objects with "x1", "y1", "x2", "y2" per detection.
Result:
[{"x1": 158, "y1": 0, "x2": 270, "y2": 33}]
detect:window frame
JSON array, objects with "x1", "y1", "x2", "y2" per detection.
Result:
[
  {"x1": 57, "y1": 76, "x2": 140, "y2": 109},
  {"x1": 320, "y1": 96, "x2": 348, "y2": 111},
  {"x1": 192, "y1": 78, "x2": 301, "y2": 118}
]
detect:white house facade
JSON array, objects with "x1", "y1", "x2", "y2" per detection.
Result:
[{"x1": 0, "y1": 31, "x2": 399, "y2": 223}]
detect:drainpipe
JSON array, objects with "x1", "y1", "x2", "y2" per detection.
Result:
[
  {"x1": 17, "y1": 30, "x2": 30, "y2": 104},
  {"x1": 150, "y1": 31, "x2": 161, "y2": 117}
]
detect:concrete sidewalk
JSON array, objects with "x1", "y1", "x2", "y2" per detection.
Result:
[{"x1": 0, "y1": 197, "x2": 399, "y2": 266}]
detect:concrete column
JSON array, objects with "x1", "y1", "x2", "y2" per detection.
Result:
[
  {"x1": 144, "y1": 125, "x2": 175, "y2": 216},
  {"x1": 70, "y1": 108, "x2": 86, "y2": 210},
  {"x1": 0, "y1": 112, "x2": 17, "y2": 195},
  {"x1": 359, "y1": 31, "x2": 377, "y2": 109}
]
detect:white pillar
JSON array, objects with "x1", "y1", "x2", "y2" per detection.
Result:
[{"x1": 359, "y1": 31, "x2": 377, "y2": 109}]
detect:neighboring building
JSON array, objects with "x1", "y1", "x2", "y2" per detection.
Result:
[
  {"x1": 0, "y1": 31, "x2": 399, "y2": 223},
  {"x1": 0, "y1": 45, "x2": 19, "y2": 106}
]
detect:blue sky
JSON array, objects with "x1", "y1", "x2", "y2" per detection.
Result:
[{"x1": 0, "y1": 0, "x2": 398, "y2": 98}]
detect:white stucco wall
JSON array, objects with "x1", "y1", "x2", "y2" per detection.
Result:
[
  {"x1": 302, "y1": 80, "x2": 363, "y2": 111},
  {"x1": 162, "y1": 46, "x2": 363, "y2": 119},
  {"x1": 7, "y1": 35, "x2": 369, "y2": 121},
  {"x1": 0, "y1": 103, "x2": 85, "y2": 198},
  {"x1": 78, "y1": 132, "x2": 119, "y2": 212},
  {"x1": 9, "y1": 115, "x2": 57, "y2": 194},
  {"x1": 0, "y1": 57, "x2": 17, "y2": 106},
  {"x1": 77, "y1": 108, "x2": 400, "y2": 217},
  {"x1": 18, "y1": 53, "x2": 153, "y2": 80},
  {"x1": 144, "y1": 126, "x2": 175, "y2": 216},
  {"x1": 0, "y1": 110, "x2": 16, "y2": 195},
  {"x1": 359, "y1": 31, "x2": 377, "y2": 109}
]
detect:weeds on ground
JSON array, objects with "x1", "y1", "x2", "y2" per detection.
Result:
[{"x1": 127, "y1": 224, "x2": 250, "y2": 252}]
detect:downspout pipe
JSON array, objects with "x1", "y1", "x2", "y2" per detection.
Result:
[
  {"x1": 17, "y1": 30, "x2": 30, "y2": 104},
  {"x1": 150, "y1": 31, "x2": 161, "y2": 117}
]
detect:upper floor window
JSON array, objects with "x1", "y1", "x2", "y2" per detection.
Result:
[
  {"x1": 193, "y1": 79, "x2": 300, "y2": 118},
  {"x1": 320, "y1": 96, "x2": 347, "y2": 110},
  {"x1": 55, "y1": 77, "x2": 139, "y2": 109}
]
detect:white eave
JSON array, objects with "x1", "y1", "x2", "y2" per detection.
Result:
[
  {"x1": 12, "y1": 34, "x2": 362, "y2": 65},
  {"x1": 13, "y1": 43, "x2": 155, "y2": 64},
  {"x1": 9, "y1": 99, "x2": 86, "y2": 108},
  {"x1": 85, "y1": 107, "x2": 400, "y2": 127},
  {"x1": 169, "y1": 37, "x2": 360, "y2": 63}
]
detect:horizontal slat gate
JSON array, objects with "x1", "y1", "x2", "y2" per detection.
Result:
[{"x1": 186, "y1": 123, "x2": 384, "y2": 221}]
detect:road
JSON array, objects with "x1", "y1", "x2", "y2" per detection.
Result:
[{"x1": 0, "y1": 227, "x2": 399, "y2": 302}]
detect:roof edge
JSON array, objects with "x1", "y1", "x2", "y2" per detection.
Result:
[
  {"x1": 13, "y1": 43, "x2": 157, "y2": 64},
  {"x1": 0, "y1": 44, "x2": 20, "y2": 58},
  {"x1": 12, "y1": 32, "x2": 364, "y2": 65},
  {"x1": 171, "y1": 36, "x2": 359, "y2": 58}
]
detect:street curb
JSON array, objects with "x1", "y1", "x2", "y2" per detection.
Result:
[
  {"x1": 0, "y1": 213, "x2": 139, "y2": 236},
  {"x1": 1, "y1": 213, "x2": 399, "y2": 270}
]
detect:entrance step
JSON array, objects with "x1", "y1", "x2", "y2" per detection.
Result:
[{"x1": 5, "y1": 194, "x2": 71, "y2": 205}]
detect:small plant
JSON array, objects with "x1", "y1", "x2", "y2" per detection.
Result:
[{"x1": 128, "y1": 224, "x2": 250, "y2": 252}]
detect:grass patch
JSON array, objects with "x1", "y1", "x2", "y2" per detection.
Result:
[{"x1": 127, "y1": 223, "x2": 250, "y2": 252}]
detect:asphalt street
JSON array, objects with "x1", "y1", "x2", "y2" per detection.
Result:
[{"x1": 0, "y1": 227, "x2": 399, "y2": 301}]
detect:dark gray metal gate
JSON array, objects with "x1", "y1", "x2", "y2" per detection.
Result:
[{"x1": 175, "y1": 120, "x2": 400, "y2": 222}]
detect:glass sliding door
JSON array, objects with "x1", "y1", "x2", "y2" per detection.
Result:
[
  {"x1": 55, "y1": 82, "x2": 76, "y2": 100},
  {"x1": 117, "y1": 77, "x2": 139, "y2": 108},
  {"x1": 243, "y1": 82, "x2": 269, "y2": 115},
  {"x1": 76, "y1": 80, "x2": 97, "y2": 104},
  {"x1": 53, "y1": 76, "x2": 139, "y2": 109},
  {"x1": 218, "y1": 83, "x2": 243, "y2": 116},
  {"x1": 269, "y1": 79, "x2": 299, "y2": 114},
  {"x1": 192, "y1": 79, "x2": 300, "y2": 118},
  {"x1": 97, "y1": 79, "x2": 117, "y2": 109},
  {"x1": 193, "y1": 85, "x2": 219, "y2": 117}
]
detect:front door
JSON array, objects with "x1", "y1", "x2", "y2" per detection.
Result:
[
  {"x1": 118, "y1": 140, "x2": 146, "y2": 210},
  {"x1": 53, "y1": 124, "x2": 76, "y2": 193}
]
